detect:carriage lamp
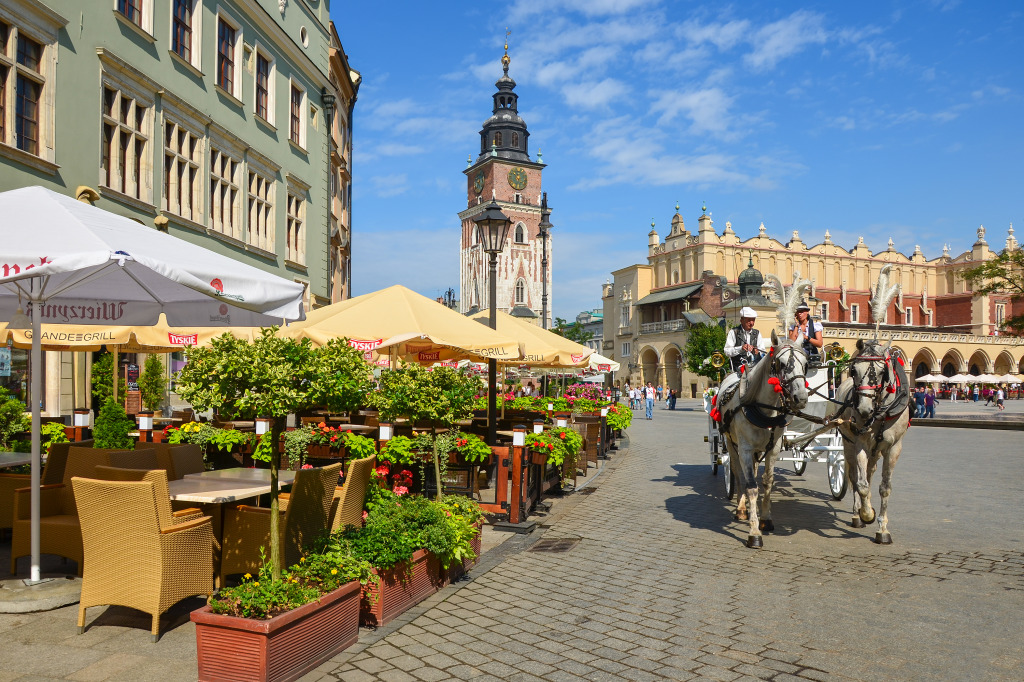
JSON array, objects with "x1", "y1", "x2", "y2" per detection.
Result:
[
  {"x1": 378, "y1": 422, "x2": 393, "y2": 442},
  {"x1": 255, "y1": 417, "x2": 272, "y2": 435},
  {"x1": 548, "y1": 402, "x2": 554, "y2": 411},
  {"x1": 137, "y1": 411, "x2": 154, "y2": 431},
  {"x1": 512, "y1": 426, "x2": 525, "y2": 447},
  {"x1": 556, "y1": 416, "x2": 568, "y2": 428},
  {"x1": 600, "y1": 406, "x2": 609, "y2": 418},
  {"x1": 533, "y1": 419, "x2": 544, "y2": 434},
  {"x1": 73, "y1": 409, "x2": 91, "y2": 427}
]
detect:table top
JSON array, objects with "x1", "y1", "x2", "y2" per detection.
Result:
[
  {"x1": 0, "y1": 451, "x2": 32, "y2": 469},
  {"x1": 184, "y1": 467, "x2": 297, "y2": 486},
  {"x1": 168, "y1": 478, "x2": 268, "y2": 504}
]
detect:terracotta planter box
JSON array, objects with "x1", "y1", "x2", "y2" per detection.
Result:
[
  {"x1": 447, "y1": 522, "x2": 484, "y2": 582},
  {"x1": 306, "y1": 444, "x2": 346, "y2": 460},
  {"x1": 360, "y1": 549, "x2": 438, "y2": 627},
  {"x1": 529, "y1": 449, "x2": 549, "y2": 466},
  {"x1": 191, "y1": 579, "x2": 361, "y2": 682}
]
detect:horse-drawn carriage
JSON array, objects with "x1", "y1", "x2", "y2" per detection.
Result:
[
  {"x1": 706, "y1": 358, "x2": 848, "y2": 501},
  {"x1": 705, "y1": 265, "x2": 911, "y2": 548}
]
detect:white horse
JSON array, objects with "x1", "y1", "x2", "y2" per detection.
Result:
[
  {"x1": 830, "y1": 338, "x2": 911, "y2": 544},
  {"x1": 715, "y1": 331, "x2": 809, "y2": 548}
]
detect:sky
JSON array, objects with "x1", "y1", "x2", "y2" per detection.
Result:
[{"x1": 333, "y1": 0, "x2": 1024, "y2": 321}]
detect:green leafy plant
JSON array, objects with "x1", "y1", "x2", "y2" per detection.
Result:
[
  {"x1": 450, "y1": 432, "x2": 491, "y2": 464},
  {"x1": 569, "y1": 397, "x2": 597, "y2": 414},
  {"x1": 282, "y1": 426, "x2": 316, "y2": 467},
  {"x1": 377, "y1": 435, "x2": 419, "y2": 468},
  {"x1": 90, "y1": 352, "x2": 125, "y2": 407},
  {"x1": 175, "y1": 328, "x2": 371, "y2": 580},
  {"x1": 138, "y1": 354, "x2": 166, "y2": 412},
  {"x1": 685, "y1": 322, "x2": 727, "y2": 381},
  {"x1": 41, "y1": 421, "x2": 69, "y2": 453},
  {"x1": 207, "y1": 546, "x2": 376, "y2": 620},
  {"x1": 604, "y1": 403, "x2": 632, "y2": 431},
  {"x1": 93, "y1": 398, "x2": 136, "y2": 450},
  {"x1": 0, "y1": 387, "x2": 29, "y2": 449}
]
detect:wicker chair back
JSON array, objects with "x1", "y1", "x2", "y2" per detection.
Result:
[
  {"x1": 331, "y1": 455, "x2": 376, "y2": 531},
  {"x1": 284, "y1": 462, "x2": 342, "y2": 566}
]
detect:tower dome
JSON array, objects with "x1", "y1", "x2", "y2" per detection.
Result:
[
  {"x1": 737, "y1": 254, "x2": 764, "y2": 297},
  {"x1": 477, "y1": 38, "x2": 530, "y2": 163}
]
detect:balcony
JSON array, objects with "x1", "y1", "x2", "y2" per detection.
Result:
[{"x1": 640, "y1": 319, "x2": 689, "y2": 334}]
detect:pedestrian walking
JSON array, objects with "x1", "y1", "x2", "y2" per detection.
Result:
[
  {"x1": 656, "y1": 385, "x2": 663, "y2": 402},
  {"x1": 985, "y1": 388, "x2": 993, "y2": 407},
  {"x1": 973, "y1": 385, "x2": 980, "y2": 402},
  {"x1": 997, "y1": 387, "x2": 1005, "y2": 411},
  {"x1": 914, "y1": 388, "x2": 926, "y2": 418},
  {"x1": 644, "y1": 382, "x2": 655, "y2": 420},
  {"x1": 925, "y1": 388, "x2": 935, "y2": 418},
  {"x1": 668, "y1": 388, "x2": 677, "y2": 410}
]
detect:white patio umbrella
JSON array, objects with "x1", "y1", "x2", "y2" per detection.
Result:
[
  {"x1": 0, "y1": 186, "x2": 306, "y2": 583},
  {"x1": 587, "y1": 352, "x2": 621, "y2": 372},
  {"x1": 948, "y1": 374, "x2": 973, "y2": 384},
  {"x1": 997, "y1": 373, "x2": 1020, "y2": 383},
  {"x1": 915, "y1": 374, "x2": 941, "y2": 382}
]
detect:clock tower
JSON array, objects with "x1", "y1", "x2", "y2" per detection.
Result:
[{"x1": 459, "y1": 41, "x2": 552, "y2": 327}]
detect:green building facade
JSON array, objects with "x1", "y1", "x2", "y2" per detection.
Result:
[{"x1": 0, "y1": 0, "x2": 335, "y2": 415}]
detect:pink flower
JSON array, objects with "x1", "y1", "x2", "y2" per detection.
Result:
[
  {"x1": 301, "y1": 464, "x2": 313, "y2": 469},
  {"x1": 392, "y1": 485, "x2": 409, "y2": 496},
  {"x1": 362, "y1": 511, "x2": 368, "y2": 520},
  {"x1": 375, "y1": 464, "x2": 390, "y2": 477}
]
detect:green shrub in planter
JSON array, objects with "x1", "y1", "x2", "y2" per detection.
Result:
[{"x1": 93, "y1": 398, "x2": 136, "y2": 449}]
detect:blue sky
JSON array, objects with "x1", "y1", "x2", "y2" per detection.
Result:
[{"x1": 334, "y1": 0, "x2": 1024, "y2": 320}]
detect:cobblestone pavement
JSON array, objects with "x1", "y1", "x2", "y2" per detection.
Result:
[{"x1": 315, "y1": 405, "x2": 1024, "y2": 682}]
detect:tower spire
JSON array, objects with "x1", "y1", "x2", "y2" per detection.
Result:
[{"x1": 502, "y1": 28, "x2": 511, "y2": 76}]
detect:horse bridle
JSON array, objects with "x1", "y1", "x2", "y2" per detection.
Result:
[
  {"x1": 769, "y1": 345, "x2": 807, "y2": 412},
  {"x1": 845, "y1": 347, "x2": 904, "y2": 435}
]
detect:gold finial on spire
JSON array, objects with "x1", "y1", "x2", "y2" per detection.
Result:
[{"x1": 502, "y1": 28, "x2": 511, "y2": 73}]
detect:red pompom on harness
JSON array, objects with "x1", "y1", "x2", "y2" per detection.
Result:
[
  {"x1": 711, "y1": 395, "x2": 717, "y2": 407},
  {"x1": 767, "y1": 377, "x2": 779, "y2": 386},
  {"x1": 740, "y1": 365, "x2": 745, "y2": 374}
]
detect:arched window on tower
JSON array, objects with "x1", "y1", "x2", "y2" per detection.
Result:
[
  {"x1": 515, "y1": 279, "x2": 526, "y2": 305},
  {"x1": 511, "y1": 132, "x2": 519, "y2": 147},
  {"x1": 514, "y1": 223, "x2": 526, "y2": 243},
  {"x1": 493, "y1": 132, "x2": 502, "y2": 146}
]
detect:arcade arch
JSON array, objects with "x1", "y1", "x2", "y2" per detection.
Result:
[
  {"x1": 662, "y1": 345, "x2": 683, "y2": 395},
  {"x1": 940, "y1": 349, "x2": 966, "y2": 377},
  {"x1": 911, "y1": 348, "x2": 938, "y2": 378},
  {"x1": 640, "y1": 346, "x2": 660, "y2": 386},
  {"x1": 967, "y1": 349, "x2": 992, "y2": 376},
  {"x1": 993, "y1": 350, "x2": 1017, "y2": 375}
]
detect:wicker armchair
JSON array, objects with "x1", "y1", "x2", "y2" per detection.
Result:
[
  {"x1": 219, "y1": 463, "x2": 341, "y2": 583},
  {"x1": 93, "y1": 466, "x2": 205, "y2": 528},
  {"x1": 329, "y1": 455, "x2": 376, "y2": 531},
  {"x1": 0, "y1": 439, "x2": 92, "y2": 533},
  {"x1": 9, "y1": 447, "x2": 132, "y2": 575},
  {"x1": 72, "y1": 477, "x2": 214, "y2": 641},
  {"x1": 133, "y1": 442, "x2": 204, "y2": 480}
]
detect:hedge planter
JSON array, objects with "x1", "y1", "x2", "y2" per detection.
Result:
[
  {"x1": 191, "y1": 580, "x2": 361, "y2": 682},
  {"x1": 360, "y1": 549, "x2": 438, "y2": 627},
  {"x1": 446, "y1": 522, "x2": 484, "y2": 583}
]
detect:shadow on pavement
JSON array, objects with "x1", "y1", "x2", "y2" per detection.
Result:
[{"x1": 659, "y1": 463, "x2": 864, "y2": 544}]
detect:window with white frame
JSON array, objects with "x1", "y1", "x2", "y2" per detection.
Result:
[
  {"x1": 116, "y1": 0, "x2": 153, "y2": 33},
  {"x1": 819, "y1": 302, "x2": 829, "y2": 322},
  {"x1": 100, "y1": 85, "x2": 150, "y2": 201},
  {"x1": 286, "y1": 190, "x2": 305, "y2": 264},
  {"x1": 514, "y1": 223, "x2": 526, "y2": 243},
  {"x1": 163, "y1": 119, "x2": 202, "y2": 222},
  {"x1": 620, "y1": 303, "x2": 630, "y2": 328},
  {"x1": 170, "y1": 0, "x2": 201, "y2": 69},
  {"x1": 905, "y1": 307, "x2": 912, "y2": 326},
  {"x1": 289, "y1": 80, "x2": 306, "y2": 147},
  {"x1": 215, "y1": 10, "x2": 241, "y2": 97},
  {"x1": 247, "y1": 169, "x2": 274, "y2": 252},
  {"x1": 254, "y1": 48, "x2": 274, "y2": 123},
  {"x1": 850, "y1": 304, "x2": 859, "y2": 323},
  {"x1": 621, "y1": 342, "x2": 631, "y2": 359},
  {"x1": 209, "y1": 147, "x2": 240, "y2": 239},
  {"x1": 995, "y1": 303, "x2": 1005, "y2": 329},
  {"x1": 0, "y1": 20, "x2": 43, "y2": 156},
  {"x1": 926, "y1": 309, "x2": 933, "y2": 327},
  {"x1": 514, "y1": 279, "x2": 525, "y2": 305}
]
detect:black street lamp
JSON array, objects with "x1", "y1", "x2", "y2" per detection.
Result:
[
  {"x1": 539, "y1": 192, "x2": 553, "y2": 330},
  {"x1": 474, "y1": 199, "x2": 511, "y2": 446}
]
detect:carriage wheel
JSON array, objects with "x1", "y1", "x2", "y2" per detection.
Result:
[
  {"x1": 827, "y1": 452, "x2": 848, "y2": 500},
  {"x1": 723, "y1": 461, "x2": 735, "y2": 500},
  {"x1": 792, "y1": 454, "x2": 807, "y2": 476}
]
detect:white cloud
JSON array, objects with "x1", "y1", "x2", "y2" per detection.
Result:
[
  {"x1": 649, "y1": 87, "x2": 736, "y2": 136},
  {"x1": 562, "y1": 78, "x2": 629, "y2": 110},
  {"x1": 368, "y1": 174, "x2": 408, "y2": 198},
  {"x1": 744, "y1": 10, "x2": 827, "y2": 70},
  {"x1": 510, "y1": 0, "x2": 660, "y2": 20}
]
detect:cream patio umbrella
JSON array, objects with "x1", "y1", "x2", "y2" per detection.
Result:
[
  {"x1": 586, "y1": 352, "x2": 620, "y2": 373},
  {"x1": 280, "y1": 285, "x2": 520, "y2": 363},
  {"x1": 466, "y1": 309, "x2": 593, "y2": 367}
]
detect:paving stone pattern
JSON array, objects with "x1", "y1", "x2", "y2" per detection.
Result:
[{"x1": 315, "y1": 405, "x2": 1024, "y2": 681}]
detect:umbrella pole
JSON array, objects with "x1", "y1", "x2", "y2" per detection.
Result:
[
  {"x1": 112, "y1": 347, "x2": 118, "y2": 403},
  {"x1": 29, "y1": 298, "x2": 41, "y2": 583}
]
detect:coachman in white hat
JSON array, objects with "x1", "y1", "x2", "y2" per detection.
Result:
[{"x1": 724, "y1": 306, "x2": 769, "y2": 373}]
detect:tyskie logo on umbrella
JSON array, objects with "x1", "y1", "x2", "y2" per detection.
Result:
[
  {"x1": 349, "y1": 338, "x2": 382, "y2": 351},
  {"x1": 571, "y1": 354, "x2": 585, "y2": 363},
  {"x1": 168, "y1": 332, "x2": 199, "y2": 346},
  {"x1": 417, "y1": 351, "x2": 441, "y2": 362}
]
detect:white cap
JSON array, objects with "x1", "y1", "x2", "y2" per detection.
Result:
[{"x1": 740, "y1": 307, "x2": 757, "y2": 319}]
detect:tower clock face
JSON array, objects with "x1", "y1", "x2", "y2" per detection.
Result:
[
  {"x1": 473, "y1": 171, "x2": 484, "y2": 194},
  {"x1": 507, "y1": 167, "x2": 528, "y2": 191}
]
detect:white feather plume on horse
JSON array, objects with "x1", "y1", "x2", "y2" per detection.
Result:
[
  {"x1": 764, "y1": 272, "x2": 811, "y2": 333},
  {"x1": 871, "y1": 264, "x2": 901, "y2": 337}
]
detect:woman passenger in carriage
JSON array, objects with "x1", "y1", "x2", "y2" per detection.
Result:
[{"x1": 788, "y1": 300, "x2": 823, "y2": 362}]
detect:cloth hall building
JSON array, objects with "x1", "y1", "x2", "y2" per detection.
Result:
[{"x1": 602, "y1": 205, "x2": 1024, "y2": 397}]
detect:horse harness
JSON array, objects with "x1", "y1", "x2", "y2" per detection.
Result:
[
  {"x1": 841, "y1": 347, "x2": 911, "y2": 442},
  {"x1": 718, "y1": 345, "x2": 805, "y2": 443}
]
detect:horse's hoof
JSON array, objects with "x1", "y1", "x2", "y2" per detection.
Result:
[
  {"x1": 746, "y1": 535, "x2": 763, "y2": 549},
  {"x1": 875, "y1": 532, "x2": 892, "y2": 545},
  {"x1": 851, "y1": 517, "x2": 865, "y2": 529},
  {"x1": 759, "y1": 519, "x2": 775, "y2": 533}
]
